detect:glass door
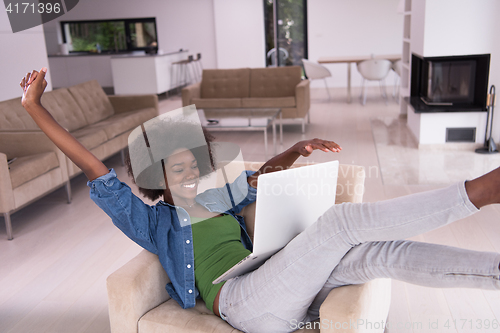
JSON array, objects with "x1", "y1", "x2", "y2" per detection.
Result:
[{"x1": 264, "y1": 0, "x2": 308, "y2": 67}]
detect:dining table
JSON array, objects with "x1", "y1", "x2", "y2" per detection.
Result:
[{"x1": 318, "y1": 54, "x2": 401, "y2": 103}]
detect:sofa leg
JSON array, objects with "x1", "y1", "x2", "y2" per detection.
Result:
[
  {"x1": 302, "y1": 118, "x2": 305, "y2": 134},
  {"x1": 65, "y1": 181, "x2": 72, "y2": 204},
  {"x1": 4, "y1": 212, "x2": 13, "y2": 240}
]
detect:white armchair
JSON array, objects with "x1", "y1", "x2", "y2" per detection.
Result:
[
  {"x1": 302, "y1": 59, "x2": 332, "y2": 100},
  {"x1": 106, "y1": 163, "x2": 392, "y2": 333}
]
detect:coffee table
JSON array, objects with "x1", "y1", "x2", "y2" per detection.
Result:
[{"x1": 201, "y1": 108, "x2": 282, "y2": 160}]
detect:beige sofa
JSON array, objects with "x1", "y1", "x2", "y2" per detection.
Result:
[
  {"x1": 182, "y1": 66, "x2": 311, "y2": 132},
  {"x1": 0, "y1": 80, "x2": 159, "y2": 239},
  {"x1": 106, "y1": 163, "x2": 391, "y2": 333}
]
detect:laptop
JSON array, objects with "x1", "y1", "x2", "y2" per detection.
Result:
[{"x1": 213, "y1": 161, "x2": 339, "y2": 284}]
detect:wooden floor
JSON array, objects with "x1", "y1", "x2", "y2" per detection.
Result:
[{"x1": 1, "y1": 87, "x2": 500, "y2": 333}]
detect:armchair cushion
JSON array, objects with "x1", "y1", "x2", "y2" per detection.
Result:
[
  {"x1": 139, "y1": 299, "x2": 240, "y2": 333},
  {"x1": 320, "y1": 279, "x2": 391, "y2": 333},
  {"x1": 9, "y1": 152, "x2": 59, "y2": 189}
]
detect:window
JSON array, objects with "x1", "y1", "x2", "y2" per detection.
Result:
[
  {"x1": 264, "y1": 0, "x2": 307, "y2": 67},
  {"x1": 61, "y1": 18, "x2": 158, "y2": 54}
]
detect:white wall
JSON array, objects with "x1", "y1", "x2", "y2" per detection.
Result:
[
  {"x1": 42, "y1": 0, "x2": 218, "y2": 69},
  {"x1": 213, "y1": 0, "x2": 265, "y2": 69},
  {"x1": 423, "y1": 0, "x2": 500, "y2": 141},
  {"x1": 0, "y1": 10, "x2": 52, "y2": 101},
  {"x1": 308, "y1": 0, "x2": 403, "y2": 88}
]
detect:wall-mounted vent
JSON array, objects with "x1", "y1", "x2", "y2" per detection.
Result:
[{"x1": 446, "y1": 128, "x2": 476, "y2": 143}]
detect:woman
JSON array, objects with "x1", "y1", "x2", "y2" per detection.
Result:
[{"x1": 21, "y1": 68, "x2": 500, "y2": 333}]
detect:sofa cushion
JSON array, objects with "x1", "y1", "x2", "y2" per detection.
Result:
[
  {"x1": 192, "y1": 98, "x2": 242, "y2": 109},
  {"x1": 0, "y1": 97, "x2": 38, "y2": 130},
  {"x1": 70, "y1": 126, "x2": 109, "y2": 150},
  {"x1": 9, "y1": 152, "x2": 59, "y2": 188},
  {"x1": 41, "y1": 88, "x2": 89, "y2": 131},
  {"x1": 89, "y1": 108, "x2": 158, "y2": 140},
  {"x1": 201, "y1": 68, "x2": 250, "y2": 99},
  {"x1": 68, "y1": 80, "x2": 115, "y2": 125},
  {"x1": 241, "y1": 97, "x2": 296, "y2": 108},
  {"x1": 250, "y1": 66, "x2": 302, "y2": 98}
]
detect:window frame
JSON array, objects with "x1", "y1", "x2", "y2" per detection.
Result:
[{"x1": 60, "y1": 17, "x2": 158, "y2": 54}]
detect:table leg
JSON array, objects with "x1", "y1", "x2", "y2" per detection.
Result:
[
  {"x1": 280, "y1": 111, "x2": 283, "y2": 146},
  {"x1": 264, "y1": 129, "x2": 268, "y2": 161},
  {"x1": 347, "y1": 62, "x2": 352, "y2": 103},
  {"x1": 272, "y1": 118, "x2": 276, "y2": 156}
]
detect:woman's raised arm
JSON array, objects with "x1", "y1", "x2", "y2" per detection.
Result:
[
  {"x1": 247, "y1": 138, "x2": 342, "y2": 188},
  {"x1": 20, "y1": 68, "x2": 109, "y2": 181}
]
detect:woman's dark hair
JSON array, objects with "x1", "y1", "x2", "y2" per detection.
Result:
[{"x1": 124, "y1": 123, "x2": 216, "y2": 202}]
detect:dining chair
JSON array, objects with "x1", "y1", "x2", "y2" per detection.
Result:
[
  {"x1": 302, "y1": 58, "x2": 332, "y2": 100},
  {"x1": 356, "y1": 59, "x2": 392, "y2": 105}
]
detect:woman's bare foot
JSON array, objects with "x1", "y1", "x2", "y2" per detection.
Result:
[{"x1": 465, "y1": 166, "x2": 500, "y2": 209}]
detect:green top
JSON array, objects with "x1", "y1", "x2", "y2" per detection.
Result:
[{"x1": 191, "y1": 214, "x2": 251, "y2": 313}]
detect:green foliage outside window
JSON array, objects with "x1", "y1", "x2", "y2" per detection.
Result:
[{"x1": 62, "y1": 18, "x2": 157, "y2": 54}]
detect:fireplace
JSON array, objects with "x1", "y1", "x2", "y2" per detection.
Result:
[{"x1": 410, "y1": 53, "x2": 490, "y2": 113}]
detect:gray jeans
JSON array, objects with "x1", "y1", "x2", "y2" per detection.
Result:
[{"x1": 218, "y1": 182, "x2": 500, "y2": 333}]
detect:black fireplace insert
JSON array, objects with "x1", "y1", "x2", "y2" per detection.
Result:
[{"x1": 410, "y1": 53, "x2": 490, "y2": 113}]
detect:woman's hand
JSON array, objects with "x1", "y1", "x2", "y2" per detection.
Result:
[
  {"x1": 293, "y1": 138, "x2": 342, "y2": 157},
  {"x1": 20, "y1": 68, "x2": 48, "y2": 111},
  {"x1": 248, "y1": 138, "x2": 342, "y2": 188},
  {"x1": 18, "y1": 67, "x2": 109, "y2": 181}
]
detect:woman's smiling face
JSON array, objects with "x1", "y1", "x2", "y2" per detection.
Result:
[{"x1": 163, "y1": 148, "x2": 200, "y2": 203}]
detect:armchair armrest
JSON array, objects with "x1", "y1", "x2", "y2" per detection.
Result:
[
  {"x1": 0, "y1": 130, "x2": 65, "y2": 158},
  {"x1": 0, "y1": 131, "x2": 68, "y2": 176},
  {"x1": 295, "y1": 79, "x2": 310, "y2": 118},
  {"x1": 320, "y1": 279, "x2": 391, "y2": 333},
  {"x1": 107, "y1": 249, "x2": 171, "y2": 333},
  {"x1": 108, "y1": 94, "x2": 159, "y2": 114},
  {"x1": 182, "y1": 82, "x2": 201, "y2": 107}
]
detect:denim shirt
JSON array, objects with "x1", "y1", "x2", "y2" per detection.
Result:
[{"x1": 87, "y1": 168, "x2": 257, "y2": 309}]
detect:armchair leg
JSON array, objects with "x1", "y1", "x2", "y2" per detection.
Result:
[
  {"x1": 4, "y1": 212, "x2": 13, "y2": 240},
  {"x1": 302, "y1": 118, "x2": 305, "y2": 133},
  {"x1": 380, "y1": 80, "x2": 388, "y2": 104},
  {"x1": 361, "y1": 80, "x2": 367, "y2": 106},
  {"x1": 65, "y1": 181, "x2": 72, "y2": 204},
  {"x1": 324, "y1": 79, "x2": 331, "y2": 100}
]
